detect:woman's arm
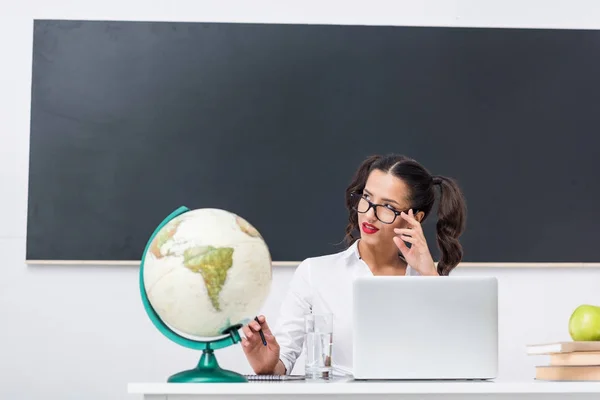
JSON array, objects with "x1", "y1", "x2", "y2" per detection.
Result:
[{"x1": 271, "y1": 258, "x2": 313, "y2": 374}]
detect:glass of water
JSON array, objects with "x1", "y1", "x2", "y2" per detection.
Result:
[{"x1": 304, "y1": 312, "x2": 333, "y2": 380}]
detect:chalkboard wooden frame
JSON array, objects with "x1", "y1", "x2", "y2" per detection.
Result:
[{"x1": 25, "y1": 260, "x2": 600, "y2": 268}]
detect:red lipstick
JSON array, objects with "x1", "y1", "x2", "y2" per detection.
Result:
[{"x1": 362, "y1": 222, "x2": 379, "y2": 234}]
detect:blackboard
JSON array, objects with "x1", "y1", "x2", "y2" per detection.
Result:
[{"x1": 27, "y1": 19, "x2": 600, "y2": 264}]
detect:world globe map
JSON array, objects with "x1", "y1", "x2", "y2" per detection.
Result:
[{"x1": 142, "y1": 208, "x2": 272, "y2": 338}]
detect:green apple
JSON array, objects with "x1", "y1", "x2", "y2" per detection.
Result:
[{"x1": 569, "y1": 304, "x2": 600, "y2": 341}]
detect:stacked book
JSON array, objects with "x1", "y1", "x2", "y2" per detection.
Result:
[{"x1": 527, "y1": 341, "x2": 600, "y2": 381}]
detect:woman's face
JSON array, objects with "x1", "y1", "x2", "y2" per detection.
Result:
[{"x1": 356, "y1": 169, "x2": 417, "y2": 247}]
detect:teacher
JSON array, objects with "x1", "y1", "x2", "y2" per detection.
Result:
[{"x1": 241, "y1": 153, "x2": 468, "y2": 376}]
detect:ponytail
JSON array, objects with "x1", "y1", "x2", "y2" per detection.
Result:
[
  {"x1": 433, "y1": 176, "x2": 467, "y2": 276},
  {"x1": 344, "y1": 155, "x2": 382, "y2": 245}
]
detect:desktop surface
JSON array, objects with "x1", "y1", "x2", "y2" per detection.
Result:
[{"x1": 128, "y1": 380, "x2": 600, "y2": 396}]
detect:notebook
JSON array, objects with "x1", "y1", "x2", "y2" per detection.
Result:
[{"x1": 244, "y1": 374, "x2": 306, "y2": 381}]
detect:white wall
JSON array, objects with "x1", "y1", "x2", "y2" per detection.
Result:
[{"x1": 2, "y1": 1, "x2": 600, "y2": 399}]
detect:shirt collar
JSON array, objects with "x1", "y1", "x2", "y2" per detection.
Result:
[
  {"x1": 343, "y1": 239, "x2": 415, "y2": 274},
  {"x1": 341, "y1": 239, "x2": 361, "y2": 261}
]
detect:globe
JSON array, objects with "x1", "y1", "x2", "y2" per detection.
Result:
[{"x1": 139, "y1": 206, "x2": 272, "y2": 383}]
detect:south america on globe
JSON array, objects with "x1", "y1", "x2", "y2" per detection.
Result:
[
  {"x1": 142, "y1": 208, "x2": 272, "y2": 339},
  {"x1": 183, "y1": 245, "x2": 234, "y2": 311}
]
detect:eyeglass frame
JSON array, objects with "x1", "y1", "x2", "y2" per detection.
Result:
[{"x1": 349, "y1": 192, "x2": 417, "y2": 225}]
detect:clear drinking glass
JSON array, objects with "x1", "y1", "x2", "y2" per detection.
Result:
[{"x1": 304, "y1": 312, "x2": 333, "y2": 380}]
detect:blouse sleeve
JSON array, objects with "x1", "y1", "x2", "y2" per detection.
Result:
[{"x1": 271, "y1": 258, "x2": 313, "y2": 374}]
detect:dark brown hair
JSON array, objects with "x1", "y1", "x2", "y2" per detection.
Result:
[{"x1": 344, "y1": 154, "x2": 467, "y2": 276}]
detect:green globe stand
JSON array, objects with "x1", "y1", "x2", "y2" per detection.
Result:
[{"x1": 139, "y1": 205, "x2": 248, "y2": 383}]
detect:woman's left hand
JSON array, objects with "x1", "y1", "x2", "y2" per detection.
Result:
[{"x1": 393, "y1": 209, "x2": 439, "y2": 276}]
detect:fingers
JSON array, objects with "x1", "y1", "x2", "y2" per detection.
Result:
[
  {"x1": 242, "y1": 325, "x2": 255, "y2": 340},
  {"x1": 241, "y1": 332, "x2": 254, "y2": 352},
  {"x1": 241, "y1": 325, "x2": 261, "y2": 352},
  {"x1": 264, "y1": 331, "x2": 278, "y2": 349},
  {"x1": 264, "y1": 331, "x2": 276, "y2": 342},
  {"x1": 242, "y1": 316, "x2": 273, "y2": 342},
  {"x1": 242, "y1": 317, "x2": 278, "y2": 352},
  {"x1": 394, "y1": 228, "x2": 416, "y2": 236},
  {"x1": 398, "y1": 234, "x2": 415, "y2": 244},
  {"x1": 400, "y1": 209, "x2": 422, "y2": 229},
  {"x1": 394, "y1": 223, "x2": 429, "y2": 254},
  {"x1": 255, "y1": 315, "x2": 274, "y2": 335},
  {"x1": 394, "y1": 228, "x2": 420, "y2": 243},
  {"x1": 393, "y1": 236, "x2": 410, "y2": 255},
  {"x1": 241, "y1": 336, "x2": 251, "y2": 349},
  {"x1": 249, "y1": 319, "x2": 262, "y2": 332}
]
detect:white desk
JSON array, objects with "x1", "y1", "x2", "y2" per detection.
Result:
[{"x1": 128, "y1": 380, "x2": 600, "y2": 400}]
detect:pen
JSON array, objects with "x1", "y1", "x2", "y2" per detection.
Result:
[{"x1": 255, "y1": 316, "x2": 267, "y2": 346}]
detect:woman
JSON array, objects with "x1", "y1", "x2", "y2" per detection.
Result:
[{"x1": 241, "y1": 153, "x2": 467, "y2": 376}]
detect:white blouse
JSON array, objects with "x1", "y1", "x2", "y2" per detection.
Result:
[{"x1": 272, "y1": 239, "x2": 420, "y2": 376}]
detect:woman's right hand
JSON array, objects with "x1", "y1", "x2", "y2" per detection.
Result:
[{"x1": 241, "y1": 315, "x2": 281, "y2": 374}]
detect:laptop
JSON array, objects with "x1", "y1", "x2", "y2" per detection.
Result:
[{"x1": 352, "y1": 276, "x2": 498, "y2": 380}]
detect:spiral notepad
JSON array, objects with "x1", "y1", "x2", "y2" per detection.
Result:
[{"x1": 244, "y1": 374, "x2": 305, "y2": 381}]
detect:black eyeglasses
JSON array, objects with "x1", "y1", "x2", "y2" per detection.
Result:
[{"x1": 349, "y1": 192, "x2": 414, "y2": 224}]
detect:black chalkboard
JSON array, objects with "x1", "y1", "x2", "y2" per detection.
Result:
[{"x1": 27, "y1": 19, "x2": 600, "y2": 263}]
